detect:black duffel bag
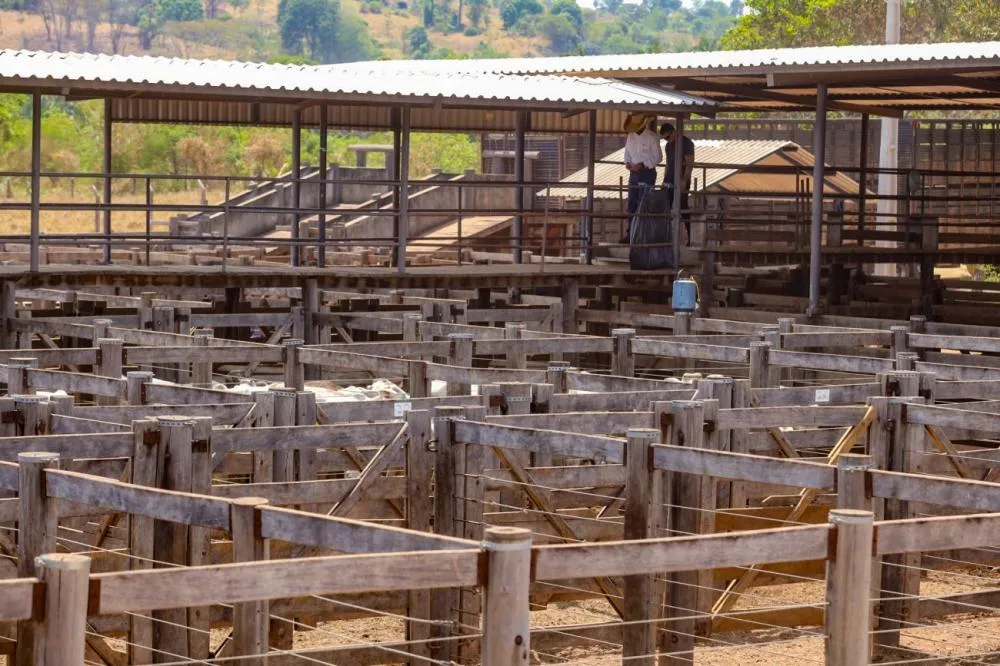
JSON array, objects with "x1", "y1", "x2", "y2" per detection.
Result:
[{"x1": 628, "y1": 184, "x2": 674, "y2": 270}]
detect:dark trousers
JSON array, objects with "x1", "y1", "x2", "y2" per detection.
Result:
[
  {"x1": 626, "y1": 168, "x2": 656, "y2": 238},
  {"x1": 665, "y1": 185, "x2": 691, "y2": 243}
]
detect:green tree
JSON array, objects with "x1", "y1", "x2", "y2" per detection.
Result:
[
  {"x1": 722, "y1": 0, "x2": 1000, "y2": 50},
  {"x1": 404, "y1": 25, "x2": 433, "y2": 57},
  {"x1": 549, "y1": 0, "x2": 583, "y2": 33},
  {"x1": 499, "y1": 0, "x2": 542, "y2": 29},
  {"x1": 137, "y1": 2, "x2": 164, "y2": 49},
  {"x1": 537, "y1": 12, "x2": 579, "y2": 53},
  {"x1": 279, "y1": 0, "x2": 338, "y2": 60},
  {"x1": 160, "y1": 0, "x2": 205, "y2": 21},
  {"x1": 465, "y1": 0, "x2": 487, "y2": 27}
]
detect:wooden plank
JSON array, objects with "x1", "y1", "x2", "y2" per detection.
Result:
[
  {"x1": 533, "y1": 524, "x2": 830, "y2": 580},
  {"x1": 212, "y1": 422, "x2": 401, "y2": 454},
  {"x1": 871, "y1": 469, "x2": 1000, "y2": 513},
  {"x1": 876, "y1": 513, "x2": 1000, "y2": 555},
  {"x1": 95, "y1": 550, "x2": 484, "y2": 615},
  {"x1": 486, "y1": 412, "x2": 652, "y2": 435},
  {"x1": 453, "y1": 420, "x2": 624, "y2": 463},
  {"x1": 44, "y1": 469, "x2": 231, "y2": 529},
  {"x1": 651, "y1": 444, "x2": 835, "y2": 489},
  {"x1": 753, "y1": 383, "x2": 880, "y2": 407},
  {"x1": 769, "y1": 349, "x2": 895, "y2": 374},
  {"x1": 258, "y1": 505, "x2": 475, "y2": 553},
  {"x1": 716, "y1": 406, "x2": 868, "y2": 430},
  {"x1": 631, "y1": 338, "x2": 750, "y2": 363}
]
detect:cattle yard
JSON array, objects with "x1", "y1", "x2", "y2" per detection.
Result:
[{"x1": 0, "y1": 278, "x2": 997, "y2": 665}]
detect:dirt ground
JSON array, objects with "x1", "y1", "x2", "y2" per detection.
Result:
[{"x1": 271, "y1": 562, "x2": 1000, "y2": 665}]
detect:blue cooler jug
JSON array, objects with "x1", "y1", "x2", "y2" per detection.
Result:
[{"x1": 672, "y1": 278, "x2": 698, "y2": 313}]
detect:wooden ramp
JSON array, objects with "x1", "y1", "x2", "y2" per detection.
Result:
[{"x1": 407, "y1": 216, "x2": 513, "y2": 255}]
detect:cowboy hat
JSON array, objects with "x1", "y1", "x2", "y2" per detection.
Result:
[{"x1": 623, "y1": 112, "x2": 653, "y2": 133}]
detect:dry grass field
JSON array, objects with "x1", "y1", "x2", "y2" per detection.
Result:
[{"x1": 0, "y1": 0, "x2": 542, "y2": 62}]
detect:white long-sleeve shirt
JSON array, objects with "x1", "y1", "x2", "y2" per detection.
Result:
[{"x1": 623, "y1": 129, "x2": 662, "y2": 171}]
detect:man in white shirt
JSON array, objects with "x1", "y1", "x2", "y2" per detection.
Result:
[{"x1": 623, "y1": 113, "x2": 662, "y2": 242}]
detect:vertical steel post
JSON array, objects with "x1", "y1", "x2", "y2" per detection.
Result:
[
  {"x1": 672, "y1": 113, "x2": 685, "y2": 270},
  {"x1": 29, "y1": 91, "x2": 41, "y2": 273},
  {"x1": 513, "y1": 110, "x2": 527, "y2": 264},
  {"x1": 584, "y1": 109, "x2": 597, "y2": 264},
  {"x1": 396, "y1": 106, "x2": 411, "y2": 272},
  {"x1": 103, "y1": 98, "x2": 113, "y2": 265},
  {"x1": 392, "y1": 107, "x2": 402, "y2": 267},
  {"x1": 291, "y1": 107, "x2": 302, "y2": 266},
  {"x1": 808, "y1": 84, "x2": 828, "y2": 317},
  {"x1": 318, "y1": 103, "x2": 328, "y2": 267},
  {"x1": 859, "y1": 113, "x2": 870, "y2": 235}
]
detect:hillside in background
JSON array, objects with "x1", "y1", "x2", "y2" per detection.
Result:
[{"x1": 0, "y1": 0, "x2": 742, "y2": 62}]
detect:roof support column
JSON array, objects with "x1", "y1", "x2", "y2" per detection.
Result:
[
  {"x1": 671, "y1": 113, "x2": 685, "y2": 270},
  {"x1": 103, "y1": 98, "x2": 112, "y2": 265},
  {"x1": 291, "y1": 107, "x2": 302, "y2": 267},
  {"x1": 513, "y1": 110, "x2": 528, "y2": 264},
  {"x1": 29, "y1": 91, "x2": 41, "y2": 273},
  {"x1": 396, "y1": 105, "x2": 411, "y2": 273},
  {"x1": 318, "y1": 103, "x2": 328, "y2": 268},
  {"x1": 808, "y1": 83, "x2": 828, "y2": 317},
  {"x1": 391, "y1": 108, "x2": 401, "y2": 268},
  {"x1": 583, "y1": 110, "x2": 597, "y2": 265},
  {"x1": 859, "y1": 113, "x2": 869, "y2": 237}
]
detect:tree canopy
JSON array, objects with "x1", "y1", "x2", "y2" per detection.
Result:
[{"x1": 722, "y1": 0, "x2": 1000, "y2": 49}]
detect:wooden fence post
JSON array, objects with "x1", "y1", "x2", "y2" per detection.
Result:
[
  {"x1": 153, "y1": 416, "x2": 194, "y2": 661},
  {"x1": 231, "y1": 497, "x2": 270, "y2": 666},
  {"x1": 505, "y1": 323, "x2": 526, "y2": 370},
  {"x1": 889, "y1": 325, "x2": 909, "y2": 361},
  {"x1": 97, "y1": 338, "x2": 124, "y2": 405},
  {"x1": 408, "y1": 360, "x2": 429, "y2": 399},
  {"x1": 251, "y1": 392, "x2": 275, "y2": 483},
  {"x1": 191, "y1": 328, "x2": 214, "y2": 388},
  {"x1": 612, "y1": 328, "x2": 636, "y2": 377},
  {"x1": 729, "y1": 379, "x2": 751, "y2": 508},
  {"x1": 837, "y1": 454, "x2": 873, "y2": 511},
  {"x1": 188, "y1": 416, "x2": 213, "y2": 660},
  {"x1": 271, "y1": 389, "x2": 297, "y2": 483},
  {"x1": 623, "y1": 428, "x2": 661, "y2": 666},
  {"x1": 0, "y1": 280, "x2": 15, "y2": 350},
  {"x1": 7, "y1": 357, "x2": 36, "y2": 395},
  {"x1": 152, "y1": 305, "x2": 177, "y2": 381},
  {"x1": 295, "y1": 391, "x2": 319, "y2": 504},
  {"x1": 431, "y1": 406, "x2": 465, "y2": 661},
  {"x1": 895, "y1": 352, "x2": 918, "y2": 371},
  {"x1": 14, "y1": 395, "x2": 50, "y2": 436},
  {"x1": 661, "y1": 400, "x2": 705, "y2": 665},
  {"x1": 825, "y1": 509, "x2": 875, "y2": 665},
  {"x1": 282, "y1": 338, "x2": 304, "y2": 391},
  {"x1": 748, "y1": 341, "x2": 772, "y2": 388},
  {"x1": 447, "y1": 333, "x2": 474, "y2": 396},
  {"x1": 402, "y1": 312, "x2": 422, "y2": 342},
  {"x1": 128, "y1": 419, "x2": 158, "y2": 664},
  {"x1": 674, "y1": 312, "x2": 691, "y2": 372},
  {"x1": 15, "y1": 451, "x2": 59, "y2": 666},
  {"x1": 561, "y1": 279, "x2": 579, "y2": 336},
  {"x1": 546, "y1": 361, "x2": 569, "y2": 394},
  {"x1": 34, "y1": 553, "x2": 91, "y2": 666},
  {"x1": 126, "y1": 371, "x2": 153, "y2": 406},
  {"x1": 481, "y1": 527, "x2": 532, "y2": 666},
  {"x1": 874, "y1": 396, "x2": 924, "y2": 654},
  {"x1": 405, "y1": 409, "x2": 433, "y2": 664}
]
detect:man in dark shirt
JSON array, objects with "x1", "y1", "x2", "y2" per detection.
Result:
[{"x1": 660, "y1": 123, "x2": 695, "y2": 245}]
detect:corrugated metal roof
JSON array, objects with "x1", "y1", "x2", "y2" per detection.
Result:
[
  {"x1": 0, "y1": 49, "x2": 713, "y2": 110},
  {"x1": 409, "y1": 41, "x2": 1000, "y2": 76},
  {"x1": 544, "y1": 139, "x2": 865, "y2": 199}
]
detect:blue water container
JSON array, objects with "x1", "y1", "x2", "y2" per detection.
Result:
[{"x1": 672, "y1": 278, "x2": 698, "y2": 313}]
